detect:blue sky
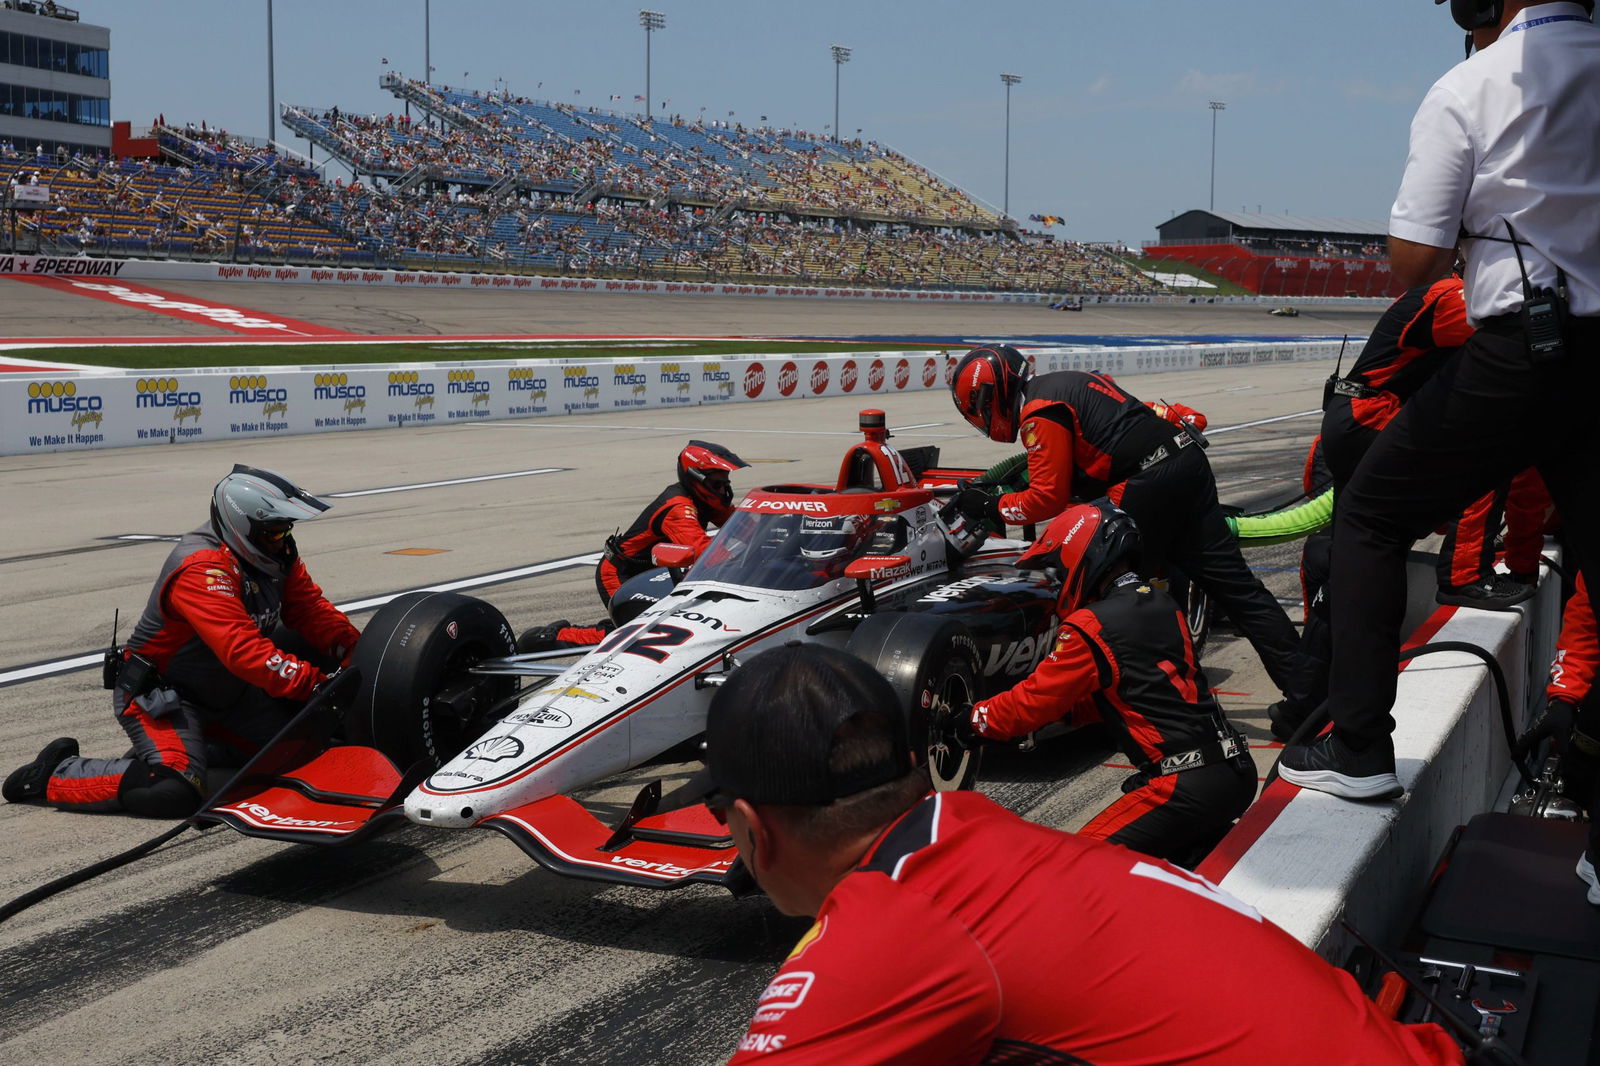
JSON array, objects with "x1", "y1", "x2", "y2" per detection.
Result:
[{"x1": 98, "y1": 1, "x2": 1463, "y2": 246}]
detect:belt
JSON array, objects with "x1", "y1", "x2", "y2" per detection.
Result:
[
  {"x1": 1135, "y1": 429, "x2": 1200, "y2": 472},
  {"x1": 1327, "y1": 376, "x2": 1380, "y2": 400},
  {"x1": 1139, "y1": 731, "x2": 1249, "y2": 778}
]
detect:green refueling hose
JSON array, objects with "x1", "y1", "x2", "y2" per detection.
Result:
[{"x1": 1225, "y1": 488, "x2": 1333, "y2": 545}]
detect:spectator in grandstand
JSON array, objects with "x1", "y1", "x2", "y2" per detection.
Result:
[
  {"x1": 695, "y1": 643, "x2": 1464, "y2": 1065},
  {"x1": 1280, "y1": 1, "x2": 1600, "y2": 803},
  {"x1": 949, "y1": 346, "x2": 1319, "y2": 720},
  {"x1": 3, "y1": 467, "x2": 359, "y2": 817},
  {"x1": 966, "y1": 501, "x2": 1255, "y2": 865}
]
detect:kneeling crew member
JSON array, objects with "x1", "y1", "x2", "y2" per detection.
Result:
[
  {"x1": 595, "y1": 440, "x2": 747, "y2": 606},
  {"x1": 950, "y1": 345, "x2": 1315, "y2": 714},
  {"x1": 693, "y1": 643, "x2": 1463, "y2": 1065},
  {"x1": 5, "y1": 466, "x2": 359, "y2": 816},
  {"x1": 968, "y1": 501, "x2": 1256, "y2": 864}
]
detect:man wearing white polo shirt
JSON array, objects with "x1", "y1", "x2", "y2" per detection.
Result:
[{"x1": 1281, "y1": 1, "x2": 1600, "y2": 812}]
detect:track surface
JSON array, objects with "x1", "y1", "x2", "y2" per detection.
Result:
[{"x1": 0, "y1": 292, "x2": 1374, "y2": 1066}]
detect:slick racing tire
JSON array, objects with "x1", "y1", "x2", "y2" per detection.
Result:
[
  {"x1": 847, "y1": 613, "x2": 983, "y2": 791},
  {"x1": 347, "y1": 591, "x2": 517, "y2": 770}
]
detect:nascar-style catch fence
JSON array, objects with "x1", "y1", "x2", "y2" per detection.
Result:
[{"x1": 1, "y1": 341, "x2": 1349, "y2": 456}]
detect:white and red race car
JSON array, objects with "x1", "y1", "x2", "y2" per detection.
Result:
[{"x1": 199, "y1": 411, "x2": 1067, "y2": 890}]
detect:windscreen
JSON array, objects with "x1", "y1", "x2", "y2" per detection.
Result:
[{"x1": 686, "y1": 509, "x2": 907, "y2": 591}]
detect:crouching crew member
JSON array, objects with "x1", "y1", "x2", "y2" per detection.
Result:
[
  {"x1": 967, "y1": 501, "x2": 1256, "y2": 864},
  {"x1": 595, "y1": 440, "x2": 748, "y2": 606},
  {"x1": 693, "y1": 643, "x2": 1463, "y2": 1065},
  {"x1": 4, "y1": 466, "x2": 359, "y2": 816},
  {"x1": 949, "y1": 345, "x2": 1316, "y2": 716}
]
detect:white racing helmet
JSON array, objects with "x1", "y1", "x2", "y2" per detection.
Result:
[{"x1": 210, "y1": 464, "x2": 331, "y2": 576}]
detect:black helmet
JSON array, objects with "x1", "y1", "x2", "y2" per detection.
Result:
[
  {"x1": 1015, "y1": 498, "x2": 1140, "y2": 615},
  {"x1": 210, "y1": 464, "x2": 331, "y2": 576},
  {"x1": 1436, "y1": 0, "x2": 1592, "y2": 32},
  {"x1": 950, "y1": 345, "x2": 1032, "y2": 443},
  {"x1": 677, "y1": 440, "x2": 748, "y2": 514}
]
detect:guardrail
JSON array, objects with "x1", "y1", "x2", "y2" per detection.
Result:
[{"x1": 0, "y1": 340, "x2": 1349, "y2": 456}]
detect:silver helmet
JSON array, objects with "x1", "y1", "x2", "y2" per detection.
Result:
[{"x1": 209, "y1": 464, "x2": 331, "y2": 575}]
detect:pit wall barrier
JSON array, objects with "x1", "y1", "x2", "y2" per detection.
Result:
[
  {"x1": 1, "y1": 340, "x2": 1348, "y2": 456},
  {"x1": 1198, "y1": 554, "x2": 1564, "y2": 958},
  {"x1": 0, "y1": 254, "x2": 1390, "y2": 308}
]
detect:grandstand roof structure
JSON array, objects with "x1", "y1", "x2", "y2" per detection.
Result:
[{"x1": 1153, "y1": 209, "x2": 1389, "y2": 244}]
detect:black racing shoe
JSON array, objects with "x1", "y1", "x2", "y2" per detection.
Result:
[
  {"x1": 1277, "y1": 733, "x2": 1402, "y2": 801},
  {"x1": 517, "y1": 621, "x2": 571, "y2": 654},
  {"x1": 1268, "y1": 699, "x2": 1318, "y2": 743},
  {"x1": 1436, "y1": 574, "x2": 1536, "y2": 611},
  {"x1": 3, "y1": 737, "x2": 79, "y2": 804}
]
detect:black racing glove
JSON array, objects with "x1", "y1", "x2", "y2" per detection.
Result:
[
  {"x1": 1513, "y1": 698, "x2": 1578, "y2": 763},
  {"x1": 953, "y1": 480, "x2": 1002, "y2": 529}
]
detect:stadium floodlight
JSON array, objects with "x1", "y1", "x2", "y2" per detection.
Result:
[
  {"x1": 641, "y1": 10, "x2": 666, "y2": 117},
  {"x1": 1209, "y1": 101, "x2": 1226, "y2": 212},
  {"x1": 1001, "y1": 74, "x2": 1022, "y2": 217},
  {"x1": 266, "y1": 0, "x2": 276, "y2": 145},
  {"x1": 831, "y1": 45, "x2": 852, "y2": 143}
]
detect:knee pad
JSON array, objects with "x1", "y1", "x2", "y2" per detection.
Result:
[{"x1": 117, "y1": 761, "x2": 202, "y2": 818}]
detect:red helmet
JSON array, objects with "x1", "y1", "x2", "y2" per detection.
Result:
[
  {"x1": 678, "y1": 440, "x2": 748, "y2": 515},
  {"x1": 950, "y1": 345, "x2": 1031, "y2": 443},
  {"x1": 1015, "y1": 499, "x2": 1141, "y2": 615}
]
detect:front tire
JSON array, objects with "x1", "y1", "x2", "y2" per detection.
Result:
[
  {"x1": 846, "y1": 614, "x2": 982, "y2": 791},
  {"x1": 347, "y1": 591, "x2": 517, "y2": 769}
]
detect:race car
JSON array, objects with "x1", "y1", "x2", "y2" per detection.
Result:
[
  {"x1": 198, "y1": 410, "x2": 1067, "y2": 891},
  {"x1": 1268, "y1": 305, "x2": 1301, "y2": 317}
]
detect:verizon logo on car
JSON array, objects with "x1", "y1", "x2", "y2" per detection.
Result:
[
  {"x1": 744, "y1": 362, "x2": 766, "y2": 399},
  {"x1": 777, "y1": 361, "x2": 800, "y2": 396}
]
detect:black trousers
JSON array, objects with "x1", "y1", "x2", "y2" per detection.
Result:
[
  {"x1": 1326, "y1": 314, "x2": 1600, "y2": 746},
  {"x1": 1117, "y1": 446, "x2": 1315, "y2": 705}
]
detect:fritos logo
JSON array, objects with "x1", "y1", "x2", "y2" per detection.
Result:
[
  {"x1": 744, "y1": 362, "x2": 766, "y2": 399},
  {"x1": 893, "y1": 359, "x2": 911, "y2": 390},
  {"x1": 777, "y1": 361, "x2": 800, "y2": 397},
  {"x1": 841, "y1": 360, "x2": 860, "y2": 393},
  {"x1": 922, "y1": 358, "x2": 938, "y2": 387},
  {"x1": 809, "y1": 361, "x2": 830, "y2": 395}
]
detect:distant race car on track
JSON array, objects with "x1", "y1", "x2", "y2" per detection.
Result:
[{"x1": 199, "y1": 410, "x2": 1077, "y2": 891}]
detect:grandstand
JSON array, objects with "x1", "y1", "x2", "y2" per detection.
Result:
[{"x1": 1144, "y1": 210, "x2": 1399, "y2": 298}]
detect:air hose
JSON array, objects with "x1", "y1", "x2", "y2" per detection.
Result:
[
  {"x1": 1225, "y1": 488, "x2": 1334, "y2": 545},
  {"x1": 0, "y1": 668, "x2": 360, "y2": 926},
  {"x1": 1262, "y1": 641, "x2": 1534, "y2": 796}
]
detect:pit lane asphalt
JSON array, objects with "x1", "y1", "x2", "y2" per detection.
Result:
[{"x1": 0, "y1": 299, "x2": 1372, "y2": 1066}]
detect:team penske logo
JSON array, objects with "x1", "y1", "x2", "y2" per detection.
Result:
[
  {"x1": 229, "y1": 374, "x2": 287, "y2": 417},
  {"x1": 135, "y1": 376, "x2": 204, "y2": 422}
]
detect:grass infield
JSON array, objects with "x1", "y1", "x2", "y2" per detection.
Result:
[{"x1": 17, "y1": 338, "x2": 958, "y2": 371}]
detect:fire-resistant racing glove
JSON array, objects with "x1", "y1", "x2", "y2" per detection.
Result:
[
  {"x1": 952, "y1": 480, "x2": 1002, "y2": 530},
  {"x1": 1513, "y1": 698, "x2": 1578, "y2": 763}
]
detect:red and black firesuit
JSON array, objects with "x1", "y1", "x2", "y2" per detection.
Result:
[
  {"x1": 43, "y1": 526, "x2": 359, "y2": 816},
  {"x1": 972, "y1": 570, "x2": 1256, "y2": 863},
  {"x1": 728, "y1": 790, "x2": 1462, "y2": 1065},
  {"x1": 596, "y1": 485, "x2": 729, "y2": 602},
  {"x1": 997, "y1": 369, "x2": 1316, "y2": 708}
]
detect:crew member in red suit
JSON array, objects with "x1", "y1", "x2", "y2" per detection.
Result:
[
  {"x1": 967, "y1": 501, "x2": 1255, "y2": 864},
  {"x1": 688, "y1": 643, "x2": 1463, "y2": 1065},
  {"x1": 5, "y1": 466, "x2": 359, "y2": 817},
  {"x1": 948, "y1": 345, "x2": 1315, "y2": 718}
]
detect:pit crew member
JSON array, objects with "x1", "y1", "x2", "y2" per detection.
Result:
[
  {"x1": 595, "y1": 440, "x2": 748, "y2": 605},
  {"x1": 4, "y1": 466, "x2": 360, "y2": 817},
  {"x1": 949, "y1": 345, "x2": 1316, "y2": 718},
  {"x1": 691, "y1": 643, "x2": 1463, "y2": 1065},
  {"x1": 966, "y1": 501, "x2": 1254, "y2": 864}
]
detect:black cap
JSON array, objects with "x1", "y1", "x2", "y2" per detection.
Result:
[{"x1": 687, "y1": 644, "x2": 914, "y2": 806}]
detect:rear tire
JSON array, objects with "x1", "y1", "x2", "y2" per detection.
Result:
[
  {"x1": 846, "y1": 614, "x2": 982, "y2": 791},
  {"x1": 347, "y1": 591, "x2": 517, "y2": 769}
]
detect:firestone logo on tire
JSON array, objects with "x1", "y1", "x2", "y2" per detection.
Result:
[
  {"x1": 777, "y1": 361, "x2": 800, "y2": 397},
  {"x1": 744, "y1": 362, "x2": 766, "y2": 399},
  {"x1": 810, "y1": 361, "x2": 830, "y2": 395},
  {"x1": 867, "y1": 359, "x2": 886, "y2": 392},
  {"x1": 893, "y1": 359, "x2": 911, "y2": 390},
  {"x1": 841, "y1": 360, "x2": 860, "y2": 393},
  {"x1": 922, "y1": 358, "x2": 938, "y2": 387}
]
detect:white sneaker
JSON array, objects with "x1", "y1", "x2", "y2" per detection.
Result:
[{"x1": 1577, "y1": 852, "x2": 1600, "y2": 906}]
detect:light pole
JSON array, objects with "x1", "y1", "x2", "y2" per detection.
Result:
[
  {"x1": 641, "y1": 10, "x2": 665, "y2": 116},
  {"x1": 266, "y1": 0, "x2": 276, "y2": 144},
  {"x1": 1208, "y1": 100, "x2": 1226, "y2": 212},
  {"x1": 831, "y1": 45, "x2": 851, "y2": 142},
  {"x1": 1001, "y1": 73, "x2": 1021, "y2": 217}
]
